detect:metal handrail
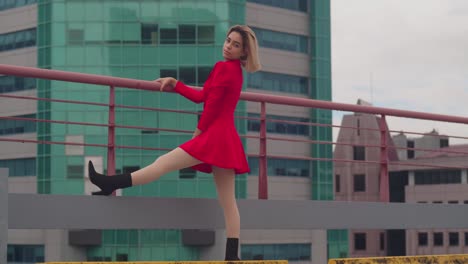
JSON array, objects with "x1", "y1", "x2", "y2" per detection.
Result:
[{"x1": 1, "y1": 63, "x2": 468, "y2": 200}]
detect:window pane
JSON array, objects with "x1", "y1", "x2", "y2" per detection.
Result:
[
  {"x1": 247, "y1": 157, "x2": 310, "y2": 178},
  {"x1": 160, "y1": 28, "x2": 177, "y2": 44},
  {"x1": 353, "y1": 146, "x2": 365, "y2": 160},
  {"x1": 160, "y1": 69, "x2": 177, "y2": 79},
  {"x1": 418, "y1": 232, "x2": 428, "y2": 246},
  {"x1": 67, "y1": 29, "x2": 84, "y2": 44},
  {"x1": 197, "y1": 25, "x2": 214, "y2": 44},
  {"x1": 247, "y1": 71, "x2": 308, "y2": 95},
  {"x1": 0, "y1": 0, "x2": 36, "y2": 11},
  {"x1": 252, "y1": 27, "x2": 308, "y2": 53},
  {"x1": 433, "y1": 232, "x2": 443, "y2": 246},
  {"x1": 247, "y1": 0, "x2": 307, "y2": 12},
  {"x1": 0, "y1": 28, "x2": 36, "y2": 52},
  {"x1": 197, "y1": 67, "x2": 212, "y2": 86},
  {"x1": 179, "y1": 67, "x2": 196, "y2": 85},
  {"x1": 179, "y1": 168, "x2": 196, "y2": 179},
  {"x1": 354, "y1": 233, "x2": 366, "y2": 250},
  {"x1": 449, "y1": 232, "x2": 459, "y2": 246},
  {"x1": 179, "y1": 25, "x2": 195, "y2": 44},
  {"x1": 380, "y1": 232, "x2": 385, "y2": 250},
  {"x1": 141, "y1": 24, "x2": 158, "y2": 45},
  {"x1": 335, "y1": 174, "x2": 340, "y2": 192},
  {"x1": 242, "y1": 243, "x2": 311, "y2": 261},
  {"x1": 353, "y1": 174, "x2": 365, "y2": 192},
  {"x1": 414, "y1": 169, "x2": 461, "y2": 185},
  {"x1": 0, "y1": 114, "x2": 37, "y2": 136},
  {"x1": 67, "y1": 165, "x2": 83, "y2": 179},
  {"x1": 7, "y1": 245, "x2": 44, "y2": 262}
]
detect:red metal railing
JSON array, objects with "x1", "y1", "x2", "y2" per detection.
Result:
[{"x1": 1, "y1": 63, "x2": 468, "y2": 201}]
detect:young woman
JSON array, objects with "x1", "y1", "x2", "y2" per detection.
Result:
[{"x1": 88, "y1": 25, "x2": 261, "y2": 261}]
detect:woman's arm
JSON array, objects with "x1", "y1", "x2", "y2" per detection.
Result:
[
  {"x1": 156, "y1": 77, "x2": 205, "y2": 104},
  {"x1": 174, "y1": 81, "x2": 206, "y2": 104}
]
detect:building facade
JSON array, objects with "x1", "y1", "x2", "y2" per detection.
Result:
[
  {"x1": 333, "y1": 101, "x2": 468, "y2": 258},
  {"x1": 1, "y1": 0, "x2": 341, "y2": 263}
]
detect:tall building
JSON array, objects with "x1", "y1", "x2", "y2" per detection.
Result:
[
  {"x1": 1, "y1": 1, "x2": 340, "y2": 263},
  {"x1": 333, "y1": 101, "x2": 468, "y2": 258}
]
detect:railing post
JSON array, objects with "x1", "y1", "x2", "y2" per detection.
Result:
[
  {"x1": 259, "y1": 102, "x2": 268, "y2": 199},
  {"x1": 108, "y1": 86, "x2": 116, "y2": 195},
  {"x1": 379, "y1": 115, "x2": 389, "y2": 202},
  {"x1": 0, "y1": 168, "x2": 8, "y2": 264}
]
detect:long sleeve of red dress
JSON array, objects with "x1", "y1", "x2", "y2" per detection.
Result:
[{"x1": 174, "y1": 81, "x2": 205, "y2": 104}]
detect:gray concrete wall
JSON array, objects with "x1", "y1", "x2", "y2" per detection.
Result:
[
  {"x1": 199, "y1": 230, "x2": 226, "y2": 261},
  {"x1": 44, "y1": 230, "x2": 87, "y2": 262},
  {"x1": 0, "y1": 132, "x2": 37, "y2": 160},
  {"x1": 392, "y1": 133, "x2": 408, "y2": 160},
  {"x1": 8, "y1": 176, "x2": 36, "y2": 193},
  {"x1": 406, "y1": 182, "x2": 468, "y2": 204},
  {"x1": 246, "y1": 2, "x2": 309, "y2": 35},
  {"x1": 0, "y1": 47, "x2": 37, "y2": 67},
  {"x1": 414, "y1": 133, "x2": 448, "y2": 158},
  {"x1": 8, "y1": 229, "x2": 44, "y2": 244},
  {"x1": 247, "y1": 176, "x2": 311, "y2": 200},
  {"x1": 311, "y1": 230, "x2": 327, "y2": 264},
  {"x1": 0, "y1": 89, "x2": 36, "y2": 116},
  {"x1": 391, "y1": 155, "x2": 468, "y2": 171},
  {"x1": 246, "y1": 133, "x2": 311, "y2": 159},
  {"x1": 254, "y1": 48, "x2": 310, "y2": 77},
  {"x1": 0, "y1": 5, "x2": 37, "y2": 67}
]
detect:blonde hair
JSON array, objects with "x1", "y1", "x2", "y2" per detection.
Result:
[{"x1": 227, "y1": 25, "x2": 261, "y2": 73}]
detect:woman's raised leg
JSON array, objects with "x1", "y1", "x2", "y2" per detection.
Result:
[
  {"x1": 89, "y1": 147, "x2": 201, "y2": 195},
  {"x1": 131, "y1": 147, "x2": 201, "y2": 185}
]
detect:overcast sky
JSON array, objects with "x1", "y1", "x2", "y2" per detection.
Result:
[{"x1": 330, "y1": 0, "x2": 468, "y2": 143}]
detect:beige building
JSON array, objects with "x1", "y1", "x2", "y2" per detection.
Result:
[{"x1": 334, "y1": 101, "x2": 468, "y2": 257}]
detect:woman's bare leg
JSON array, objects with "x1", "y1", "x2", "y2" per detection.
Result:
[
  {"x1": 131, "y1": 147, "x2": 202, "y2": 185},
  {"x1": 213, "y1": 166, "x2": 240, "y2": 238}
]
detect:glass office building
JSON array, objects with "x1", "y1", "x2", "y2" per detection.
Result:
[{"x1": 36, "y1": 0, "x2": 246, "y2": 260}]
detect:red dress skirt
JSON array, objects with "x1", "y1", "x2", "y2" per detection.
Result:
[{"x1": 174, "y1": 59, "x2": 249, "y2": 174}]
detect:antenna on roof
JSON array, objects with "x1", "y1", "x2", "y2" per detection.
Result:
[{"x1": 370, "y1": 72, "x2": 374, "y2": 105}]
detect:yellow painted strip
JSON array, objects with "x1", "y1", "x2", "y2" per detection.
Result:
[
  {"x1": 42, "y1": 261, "x2": 288, "y2": 264},
  {"x1": 328, "y1": 254, "x2": 468, "y2": 264}
]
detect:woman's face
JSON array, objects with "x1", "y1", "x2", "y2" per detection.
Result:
[{"x1": 223, "y1": 31, "x2": 244, "y2": 60}]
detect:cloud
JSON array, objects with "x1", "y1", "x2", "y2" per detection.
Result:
[{"x1": 331, "y1": 0, "x2": 468, "y2": 144}]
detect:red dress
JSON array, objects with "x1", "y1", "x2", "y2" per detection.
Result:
[{"x1": 174, "y1": 59, "x2": 250, "y2": 174}]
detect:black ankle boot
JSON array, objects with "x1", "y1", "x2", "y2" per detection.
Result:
[
  {"x1": 225, "y1": 237, "x2": 240, "y2": 261},
  {"x1": 88, "y1": 161, "x2": 132, "y2": 195}
]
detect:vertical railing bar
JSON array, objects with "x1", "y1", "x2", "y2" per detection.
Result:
[
  {"x1": 259, "y1": 102, "x2": 268, "y2": 199},
  {"x1": 107, "y1": 85, "x2": 116, "y2": 196}
]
